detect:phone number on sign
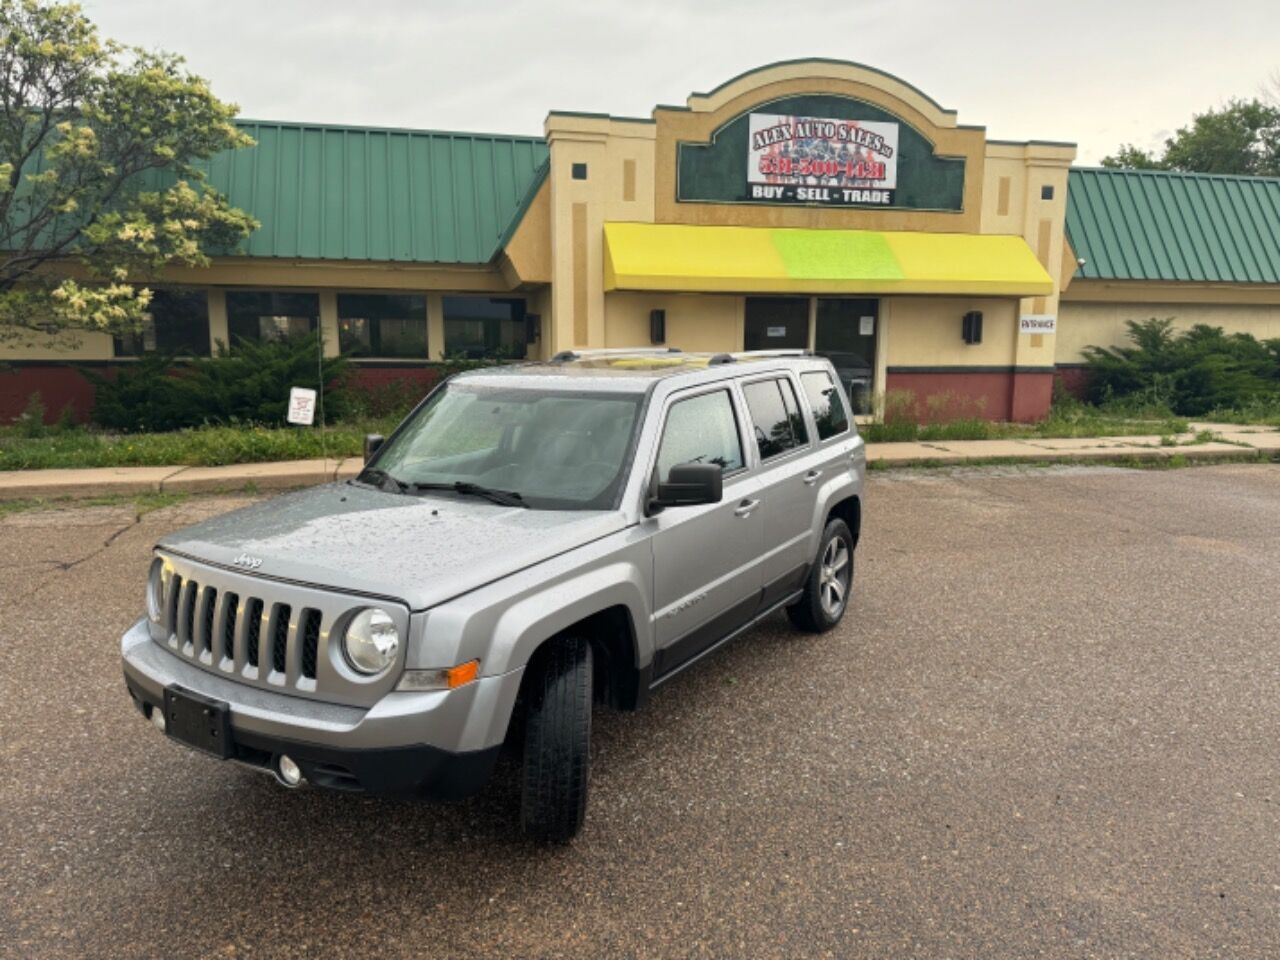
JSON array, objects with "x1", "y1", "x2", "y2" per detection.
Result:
[{"x1": 757, "y1": 156, "x2": 888, "y2": 181}]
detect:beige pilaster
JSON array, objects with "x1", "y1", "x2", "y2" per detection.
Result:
[
  {"x1": 544, "y1": 114, "x2": 657, "y2": 354},
  {"x1": 207, "y1": 288, "x2": 228, "y2": 354},
  {"x1": 426, "y1": 292, "x2": 446, "y2": 359}
]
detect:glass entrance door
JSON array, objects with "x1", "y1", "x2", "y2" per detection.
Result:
[
  {"x1": 742, "y1": 296, "x2": 879, "y2": 417},
  {"x1": 744, "y1": 297, "x2": 809, "y2": 351},
  {"x1": 814, "y1": 298, "x2": 878, "y2": 416}
]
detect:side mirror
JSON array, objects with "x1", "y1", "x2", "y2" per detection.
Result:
[
  {"x1": 652, "y1": 462, "x2": 723, "y2": 511},
  {"x1": 364, "y1": 434, "x2": 385, "y2": 462}
]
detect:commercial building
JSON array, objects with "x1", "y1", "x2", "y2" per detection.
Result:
[{"x1": 4, "y1": 59, "x2": 1279, "y2": 424}]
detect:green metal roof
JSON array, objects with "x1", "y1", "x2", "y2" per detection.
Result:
[
  {"x1": 200, "y1": 121, "x2": 549, "y2": 264},
  {"x1": 1066, "y1": 167, "x2": 1280, "y2": 284}
]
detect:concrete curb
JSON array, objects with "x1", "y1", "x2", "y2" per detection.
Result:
[
  {"x1": 0, "y1": 435, "x2": 1275, "y2": 502},
  {"x1": 0, "y1": 457, "x2": 363, "y2": 502},
  {"x1": 866, "y1": 443, "x2": 1271, "y2": 469}
]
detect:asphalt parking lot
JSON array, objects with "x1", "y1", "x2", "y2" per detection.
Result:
[{"x1": 2, "y1": 463, "x2": 1279, "y2": 959}]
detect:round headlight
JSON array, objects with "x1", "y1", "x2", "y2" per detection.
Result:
[
  {"x1": 146, "y1": 559, "x2": 165, "y2": 623},
  {"x1": 342, "y1": 607, "x2": 400, "y2": 675}
]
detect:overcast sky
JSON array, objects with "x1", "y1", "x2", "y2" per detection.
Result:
[{"x1": 83, "y1": 0, "x2": 1279, "y2": 165}]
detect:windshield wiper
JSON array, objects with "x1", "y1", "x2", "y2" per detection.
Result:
[
  {"x1": 354, "y1": 467, "x2": 408, "y2": 494},
  {"x1": 410, "y1": 481, "x2": 528, "y2": 508}
]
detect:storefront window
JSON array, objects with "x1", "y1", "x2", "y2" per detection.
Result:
[
  {"x1": 442, "y1": 297, "x2": 527, "y2": 359},
  {"x1": 337, "y1": 293, "x2": 427, "y2": 358},
  {"x1": 744, "y1": 297, "x2": 809, "y2": 351},
  {"x1": 814, "y1": 298, "x2": 878, "y2": 416},
  {"x1": 225, "y1": 291, "x2": 319, "y2": 346},
  {"x1": 114, "y1": 288, "x2": 211, "y2": 357}
]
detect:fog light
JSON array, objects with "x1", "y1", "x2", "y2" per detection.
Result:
[
  {"x1": 149, "y1": 705, "x2": 166, "y2": 733},
  {"x1": 276, "y1": 754, "x2": 303, "y2": 787}
]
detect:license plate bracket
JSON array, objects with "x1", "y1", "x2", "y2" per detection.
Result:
[{"x1": 163, "y1": 686, "x2": 232, "y2": 759}]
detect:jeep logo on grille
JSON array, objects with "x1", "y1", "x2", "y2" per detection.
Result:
[{"x1": 232, "y1": 553, "x2": 263, "y2": 570}]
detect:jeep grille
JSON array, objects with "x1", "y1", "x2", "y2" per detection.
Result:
[{"x1": 151, "y1": 554, "x2": 409, "y2": 707}]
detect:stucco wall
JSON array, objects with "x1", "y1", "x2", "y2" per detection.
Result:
[
  {"x1": 604, "y1": 292, "x2": 743, "y2": 352},
  {"x1": 884, "y1": 297, "x2": 1019, "y2": 367},
  {"x1": 1, "y1": 330, "x2": 115, "y2": 361},
  {"x1": 1057, "y1": 301, "x2": 1280, "y2": 362}
]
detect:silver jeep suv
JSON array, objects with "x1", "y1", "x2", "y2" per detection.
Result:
[{"x1": 121, "y1": 348, "x2": 865, "y2": 841}]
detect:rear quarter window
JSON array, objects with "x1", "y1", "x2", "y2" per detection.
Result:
[
  {"x1": 742, "y1": 377, "x2": 807, "y2": 460},
  {"x1": 800, "y1": 371, "x2": 850, "y2": 440}
]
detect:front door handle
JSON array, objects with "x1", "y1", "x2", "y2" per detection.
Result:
[
  {"x1": 733, "y1": 498, "x2": 760, "y2": 518},
  {"x1": 803, "y1": 469, "x2": 823, "y2": 486}
]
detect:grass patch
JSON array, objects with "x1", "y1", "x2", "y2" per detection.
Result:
[
  {"x1": 0, "y1": 418, "x2": 400, "y2": 471},
  {"x1": 1029, "y1": 398, "x2": 1188, "y2": 439},
  {"x1": 863, "y1": 389, "x2": 1190, "y2": 445},
  {"x1": 863, "y1": 406, "x2": 1188, "y2": 445},
  {"x1": 1202, "y1": 397, "x2": 1280, "y2": 427}
]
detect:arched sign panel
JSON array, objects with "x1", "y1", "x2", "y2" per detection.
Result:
[{"x1": 677, "y1": 95, "x2": 965, "y2": 211}]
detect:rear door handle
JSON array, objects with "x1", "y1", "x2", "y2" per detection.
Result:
[
  {"x1": 803, "y1": 469, "x2": 823, "y2": 485},
  {"x1": 733, "y1": 498, "x2": 760, "y2": 518}
]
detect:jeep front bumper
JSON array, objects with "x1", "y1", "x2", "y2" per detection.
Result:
[{"x1": 121, "y1": 618, "x2": 523, "y2": 799}]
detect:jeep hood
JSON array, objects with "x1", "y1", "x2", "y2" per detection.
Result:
[{"x1": 157, "y1": 482, "x2": 630, "y2": 610}]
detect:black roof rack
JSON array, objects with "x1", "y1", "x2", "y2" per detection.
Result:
[{"x1": 708, "y1": 353, "x2": 735, "y2": 365}]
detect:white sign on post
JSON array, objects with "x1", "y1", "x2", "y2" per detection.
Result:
[
  {"x1": 287, "y1": 387, "x2": 317, "y2": 425},
  {"x1": 1019, "y1": 314, "x2": 1056, "y2": 335}
]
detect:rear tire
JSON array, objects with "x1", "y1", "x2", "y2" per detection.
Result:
[
  {"x1": 786, "y1": 518, "x2": 854, "y2": 634},
  {"x1": 520, "y1": 637, "x2": 593, "y2": 843}
]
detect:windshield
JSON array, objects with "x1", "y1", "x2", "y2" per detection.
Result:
[{"x1": 367, "y1": 382, "x2": 645, "y2": 510}]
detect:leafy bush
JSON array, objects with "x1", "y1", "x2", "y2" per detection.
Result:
[
  {"x1": 85, "y1": 335, "x2": 351, "y2": 432},
  {"x1": 344, "y1": 376, "x2": 430, "y2": 421},
  {"x1": 1083, "y1": 318, "x2": 1280, "y2": 416},
  {"x1": 12, "y1": 391, "x2": 47, "y2": 438}
]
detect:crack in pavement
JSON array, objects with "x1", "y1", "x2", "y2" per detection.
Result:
[{"x1": 3, "y1": 512, "x2": 146, "y2": 610}]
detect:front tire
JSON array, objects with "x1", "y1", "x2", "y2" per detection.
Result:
[
  {"x1": 786, "y1": 518, "x2": 854, "y2": 633},
  {"x1": 520, "y1": 638, "x2": 593, "y2": 842}
]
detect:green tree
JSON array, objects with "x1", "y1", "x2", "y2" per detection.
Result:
[
  {"x1": 1099, "y1": 144, "x2": 1162, "y2": 170},
  {"x1": 0, "y1": 0, "x2": 257, "y2": 345},
  {"x1": 1101, "y1": 98, "x2": 1280, "y2": 176}
]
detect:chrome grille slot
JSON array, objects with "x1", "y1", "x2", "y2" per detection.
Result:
[
  {"x1": 270, "y1": 604, "x2": 291, "y2": 675},
  {"x1": 167, "y1": 574, "x2": 183, "y2": 634},
  {"x1": 180, "y1": 580, "x2": 198, "y2": 648},
  {"x1": 245, "y1": 598, "x2": 264, "y2": 668},
  {"x1": 301, "y1": 609, "x2": 321, "y2": 680},
  {"x1": 200, "y1": 587, "x2": 218, "y2": 654},
  {"x1": 152, "y1": 553, "x2": 409, "y2": 707},
  {"x1": 222, "y1": 592, "x2": 239, "y2": 660}
]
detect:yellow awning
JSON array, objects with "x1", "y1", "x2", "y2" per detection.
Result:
[{"x1": 603, "y1": 222, "x2": 1055, "y2": 297}]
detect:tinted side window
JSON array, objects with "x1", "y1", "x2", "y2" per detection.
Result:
[
  {"x1": 742, "y1": 378, "x2": 804, "y2": 460},
  {"x1": 800, "y1": 371, "x2": 850, "y2": 440},
  {"x1": 779, "y1": 377, "x2": 809, "y2": 446},
  {"x1": 656, "y1": 390, "x2": 744, "y2": 478}
]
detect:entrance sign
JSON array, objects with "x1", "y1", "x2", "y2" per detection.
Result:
[
  {"x1": 747, "y1": 113, "x2": 899, "y2": 206},
  {"x1": 1019, "y1": 314, "x2": 1056, "y2": 335},
  {"x1": 287, "y1": 387, "x2": 318, "y2": 425}
]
